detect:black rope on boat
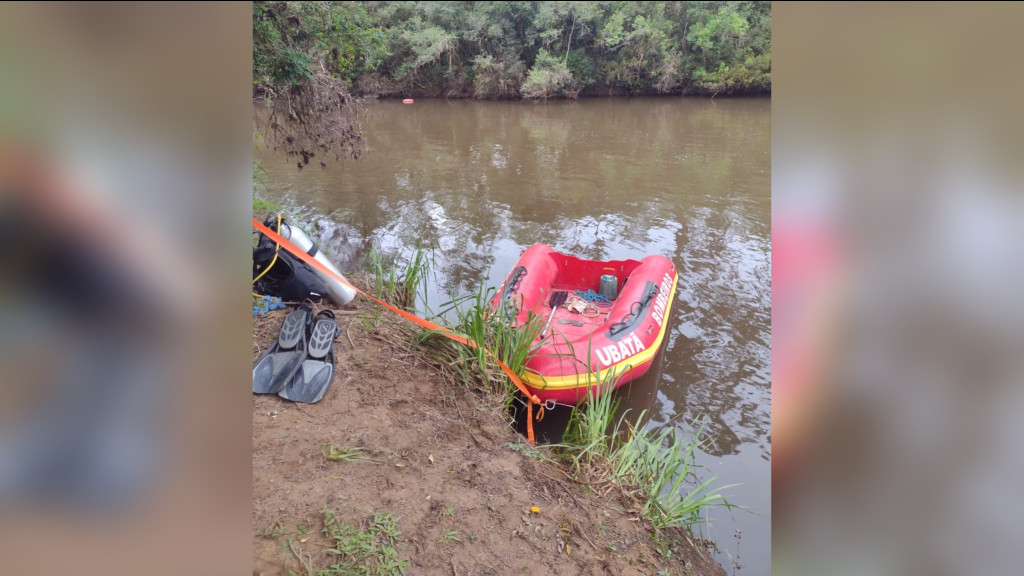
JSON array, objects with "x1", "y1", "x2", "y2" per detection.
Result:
[
  {"x1": 498, "y1": 265, "x2": 528, "y2": 320},
  {"x1": 607, "y1": 283, "x2": 659, "y2": 339}
]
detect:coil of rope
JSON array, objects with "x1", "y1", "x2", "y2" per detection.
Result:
[{"x1": 573, "y1": 289, "x2": 611, "y2": 307}]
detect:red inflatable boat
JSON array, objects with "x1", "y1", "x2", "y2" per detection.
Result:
[{"x1": 492, "y1": 244, "x2": 678, "y2": 404}]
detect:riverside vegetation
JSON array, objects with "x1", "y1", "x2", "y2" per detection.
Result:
[
  {"x1": 253, "y1": 1, "x2": 770, "y2": 165},
  {"x1": 254, "y1": 0, "x2": 770, "y2": 99}
]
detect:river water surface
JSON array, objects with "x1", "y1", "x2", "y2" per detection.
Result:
[{"x1": 255, "y1": 97, "x2": 770, "y2": 575}]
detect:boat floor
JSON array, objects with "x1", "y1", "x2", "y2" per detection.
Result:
[{"x1": 537, "y1": 295, "x2": 614, "y2": 343}]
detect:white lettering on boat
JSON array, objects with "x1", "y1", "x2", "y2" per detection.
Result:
[
  {"x1": 595, "y1": 333, "x2": 646, "y2": 367},
  {"x1": 651, "y1": 272, "x2": 674, "y2": 327}
]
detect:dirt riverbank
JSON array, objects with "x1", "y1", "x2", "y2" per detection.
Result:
[{"x1": 252, "y1": 293, "x2": 725, "y2": 576}]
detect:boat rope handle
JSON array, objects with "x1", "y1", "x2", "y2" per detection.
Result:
[
  {"x1": 607, "y1": 284, "x2": 659, "y2": 336},
  {"x1": 252, "y1": 213, "x2": 283, "y2": 285},
  {"x1": 253, "y1": 218, "x2": 543, "y2": 444},
  {"x1": 497, "y1": 265, "x2": 527, "y2": 321}
]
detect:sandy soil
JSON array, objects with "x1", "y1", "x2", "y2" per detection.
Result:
[{"x1": 252, "y1": 297, "x2": 725, "y2": 576}]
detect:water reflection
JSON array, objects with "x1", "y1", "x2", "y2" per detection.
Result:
[{"x1": 670, "y1": 204, "x2": 772, "y2": 456}]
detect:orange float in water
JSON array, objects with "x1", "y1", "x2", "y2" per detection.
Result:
[{"x1": 402, "y1": 98, "x2": 414, "y2": 104}]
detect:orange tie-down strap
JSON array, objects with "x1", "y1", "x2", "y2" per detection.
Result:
[{"x1": 253, "y1": 218, "x2": 543, "y2": 444}]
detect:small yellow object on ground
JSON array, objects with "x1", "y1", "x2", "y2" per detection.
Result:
[{"x1": 530, "y1": 506, "x2": 540, "y2": 514}]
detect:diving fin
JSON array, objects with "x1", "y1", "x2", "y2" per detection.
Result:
[
  {"x1": 252, "y1": 303, "x2": 312, "y2": 394},
  {"x1": 278, "y1": 310, "x2": 341, "y2": 404}
]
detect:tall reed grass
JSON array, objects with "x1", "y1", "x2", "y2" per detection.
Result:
[
  {"x1": 416, "y1": 286, "x2": 543, "y2": 401},
  {"x1": 560, "y1": 367, "x2": 624, "y2": 468},
  {"x1": 561, "y1": 368, "x2": 739, "y2": 530},
  {"x1": 366, "y1": 245, "x2": 430, "y2": 311}
]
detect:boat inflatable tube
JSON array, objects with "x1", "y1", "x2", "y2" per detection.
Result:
[
  {"x1": 277, "y1": 222, "x2": 357, "y2": 306},
  {"x1": 491, "y1": 243, "x2": 678, "y2": 404}
]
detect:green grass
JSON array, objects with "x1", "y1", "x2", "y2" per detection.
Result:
[
  {"x1": 612, "y1": 420, "x2": 739, "y2": 530},
  {"x1": 560, "y1": 366, "x2": 625, "y2": 470},
  {"x1": 254, "y1": 158, "x2": 268, "y2": 184},
  {"x1": 558, "y1": 369, "x2": 741, "y2": 531},
  {"x1": 436, "y1": 528, "x2": 461, "y2": 544},
  {"x1": 415, "y1": 284, "x2": 543, "y2": 403},
  {"x1": 323, "y1": 444, "x2": 381, "y2": 464},
  {"x1": 357, "y1": 306, "x2": 382, "y2": 331},
  {"x1": 260, "y1": 509, "x2": 409, "y2": 576},
  {"x1": 366, "y1": 245, "x2": 430, "y2": 312},
  {"x1": 507, "y1": 441, "x2": 545, "y2": 460},
  {"x1": 252, "y1": 159, "x2": 274, "y2": 215},
  {"x1": 253, "y1": 195, "x2": 283, "y2": 215},
  {"x1": 256, "y1": 521, "x2": 287, "y2": 542},
  {"x1": 286, "y1": 538, "x2": 316, "y2": 576},
  {"x1": 320, "y1": 508, "x2": 409, "y2": 576}
]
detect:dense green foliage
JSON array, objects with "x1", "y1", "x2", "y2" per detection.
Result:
[
  {"x1": 253, "y1": 1, "x2": 386, "y2": 87},
  {"x1": 253, "y1": 1, "x2": 770, "y2": 99},
  {"x1": 253, "y1": 2, "x2": 376, "y2": 163}
]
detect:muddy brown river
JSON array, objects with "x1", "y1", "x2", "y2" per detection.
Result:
[{"x1": 255, "y1": 96, "x2": 770, "y2": 575}]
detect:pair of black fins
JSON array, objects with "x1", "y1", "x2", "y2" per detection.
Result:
[{"x1": 253, "y1": 304, "x2": 341, "y2": 403}]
